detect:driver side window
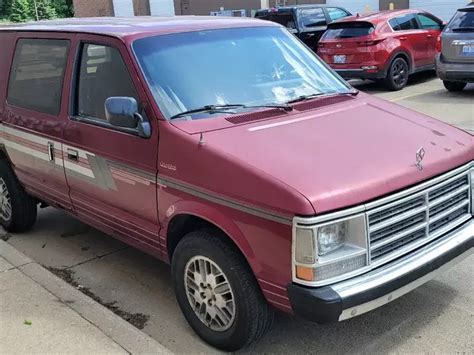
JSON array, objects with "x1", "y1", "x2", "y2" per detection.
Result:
[{"x1": 76, "y1": 43, "x2": 138, "y2": 121}]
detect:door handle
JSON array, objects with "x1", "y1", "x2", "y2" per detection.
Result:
[
  {"x1": 47, "y1": 142, "x2": 55, "y2": 162},
  {"x1": 67, "y1": 149, "x2": 79, "y2": 161},
  {"x1": 399, "y1": 37, "x2": 408, "y2": 41},
  {"x1": 427, "y1": 34, "x2": 433, "y2": 38}
]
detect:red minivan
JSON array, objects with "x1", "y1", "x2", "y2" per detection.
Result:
[
  {"x1": 318, "y1": 10, "x2": 444, "y2": 90},
  {"x1": 0, "y1": 17, "x2": 472, "y2": 351}
]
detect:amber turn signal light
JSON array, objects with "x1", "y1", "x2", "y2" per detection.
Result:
[{"x1": 296, "y1": 266, "x2": 314, "y2": 281}]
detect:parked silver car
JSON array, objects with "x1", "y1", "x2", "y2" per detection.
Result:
[{"x1": 436, "y1": 4, "x2": 474, "y2": 91}]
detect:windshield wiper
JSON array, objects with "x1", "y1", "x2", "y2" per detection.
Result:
[
  {"x1": 170, "y1": 104, "x2": 245, "y2": 120},
  {"x1": 452, "y1": 27, "x2": 474, "y2": 32},
  {"x1": 286, "y1": 93, "x2": 327, "y2": 104},
  {"x1": 169, "y1": 103, "x2": 292, "y2": 120},
  {"x1": 286, "y1": 90, "x2": 358, "y2": 104}
]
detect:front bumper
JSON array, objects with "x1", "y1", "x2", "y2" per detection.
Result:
[
  {"x1": 287, "y1": 219, "x2": 473, "y2": 323},
  {"x1": 436, "y1": 56, "x2": 474, "y2": 82}
]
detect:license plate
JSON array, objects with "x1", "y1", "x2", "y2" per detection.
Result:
[
  {"x1": 334, "y1": 55, "x2": 346, "y2": 64},
  {"x1": 462, "y1": 45, "x2": 474, "y2": 56}
]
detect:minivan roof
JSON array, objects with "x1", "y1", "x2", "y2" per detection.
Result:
[{"x1": 0, "y1": 16, "x2": 276, "y2": 40}]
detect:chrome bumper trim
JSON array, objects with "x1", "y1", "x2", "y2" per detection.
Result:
[{"x1": 336, "y1": 219, "x2": 473, "y2": 321}]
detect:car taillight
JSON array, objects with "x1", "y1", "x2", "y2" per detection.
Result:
[
  {"x1": 357, "y1": 38, "x2": 385, "y2": 46},
  {"x1": 436, "y1": 36, "x2": 442, "y2": 52}
]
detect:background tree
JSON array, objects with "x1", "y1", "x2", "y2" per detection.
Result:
[
  {"x1": 1, "y1": 0, "x2": 13, "y2": 18},
  {"x1": 52, "y1": 0, "x2": 73, "y2": 18},
  {"x1": 9, "y1": 0, "x2": 32, "y2": 22},
  {"x1": 34, "y1": 0, "x2": 57, "y2": 20}
]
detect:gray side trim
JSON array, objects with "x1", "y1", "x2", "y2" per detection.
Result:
[
  {"x1": 107, "y1": 160, "x2": 156, "y2": 181},
  {"x1": 157, "y1": 176, "x2": 293, "y2": 226},
  {"x1": 87, "y1": 154, "x2": 117, "y2": 191}
]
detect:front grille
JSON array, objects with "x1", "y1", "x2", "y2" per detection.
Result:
[{"x1": 367, "y1": 172, "x2": 471, "y2": 265}]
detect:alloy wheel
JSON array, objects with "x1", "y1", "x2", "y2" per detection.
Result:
[
  {"x1": 184, "y1": 255, "x2": 236, "y2": 332},
  {"x1": 0, "y1": 178, "x2": 12, "y2": 222},
  {"x1": 392, "y1": 59, "x2": 408, "y2": 87}
]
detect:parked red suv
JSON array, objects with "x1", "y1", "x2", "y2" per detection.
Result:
[
  {"x1": 318, "y1": 10, "x2": 444, "y2": 90},
  {"x1": 0, "y1": 17, "x2": 473, "y2": 351}
]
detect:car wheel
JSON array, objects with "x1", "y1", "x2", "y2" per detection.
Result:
[
  {"x1": 171, "y1": 229, "x2": 274, "y2": 351},
  {"x1": 443, "y1": 80, "x2": 467, "y2": 92},
  {"x1": 385, "y1": 57, "x2": 409, "y2": 91},
  {"x1": 0, "y1": 160, "x2": 37, "y2": 232}
]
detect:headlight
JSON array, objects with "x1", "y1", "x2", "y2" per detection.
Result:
[
  {"x1": 317, "y1": 221, "x2": 347, "y2": 255},
  {"x1": 293, "y1": 214, "x2": 368, "y2": 285}
]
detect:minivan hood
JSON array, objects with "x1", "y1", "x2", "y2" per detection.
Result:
[{"x1": 176, "y1": 94, "x2": 473, "y2": 214}]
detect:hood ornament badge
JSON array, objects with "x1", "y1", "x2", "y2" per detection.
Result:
[{"x1": 415, "y1": 147, "x2": 425, "y2": 171}]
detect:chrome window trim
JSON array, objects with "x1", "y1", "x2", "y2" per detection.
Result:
[{"x1": 292, "y1": 161, "x2": 473, "y2": 287}]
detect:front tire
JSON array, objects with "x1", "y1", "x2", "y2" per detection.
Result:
[
  {"x1": 385, "y1": 57, "x2": 409, "y2": 91},
  {"x1": 171, "y1": 229, "x2": 274, "y2": 351},
  {"x1": 0, "y1": 160, "x2": 37, "y2": 232},
  {"x1": 443, "y1": 80, "x2": 467, "y2": 92}
]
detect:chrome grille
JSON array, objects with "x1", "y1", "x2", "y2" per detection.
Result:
[{"x1": 367, "y1": 172, "x2": 471, "y2": 265}]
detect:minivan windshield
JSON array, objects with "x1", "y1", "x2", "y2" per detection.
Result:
[{"x1": 133, "y1": 27, "x2": 352, "y2": 120}]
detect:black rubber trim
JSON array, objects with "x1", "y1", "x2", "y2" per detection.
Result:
[
  {"x1": 287, "y1": 230, "x2": 473, "y2": 324},
  {"x1": 445, "y1": 71, "x2": 474, "y2": 82},
  {"x1": 287, "y1": 283, "x2": 342, "y2": 323},
  {"x1": 336, "y1": 70, "x2": 387, "y2": 80}
]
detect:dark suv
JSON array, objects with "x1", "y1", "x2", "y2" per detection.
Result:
[
  {"x1": 436, "y1": 4, "x2": 474, "y2": 91},
  {"x1": 255, "y1": 5, "x2": 351, "y2": 50}
]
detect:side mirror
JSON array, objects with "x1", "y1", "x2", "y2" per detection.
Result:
[{"x1": 105, "y1": 97, "x2": 151, "y2": 138}]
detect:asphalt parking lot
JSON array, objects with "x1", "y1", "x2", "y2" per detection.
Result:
[{"x1": 6, "y1": 73, "x2": 474, "y2": 353}]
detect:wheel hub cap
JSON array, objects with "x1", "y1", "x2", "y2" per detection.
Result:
[{"x1": 184, "y1": 256, "x2": 236, "y2": 332}]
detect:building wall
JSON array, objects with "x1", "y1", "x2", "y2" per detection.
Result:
[
  {"x1": 150, "y1": 0, "x2": 175, "y2": 15},
  {"x1": 379, "y1": 0, "x2": 409, "y2": 10},
  {"x1": 326, "y1": 0, "x2": 378, "y2": 14},
  {"x1": 73, "y1": 0, "x2": 115, "y2": 17},
  {"x1": 175, "y1": 0, "x2": 326, "y2": 16},
  {"x1": 410, "y1": 0, "x2": 469, "y2": 20},
  {"x1": 134, "y1": 0, "x2": 151, "y2": 15}
]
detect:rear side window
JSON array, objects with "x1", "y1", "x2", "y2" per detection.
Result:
[
  {"x1": 323, "y1": 22, "x2": 375, "y2": 39},
  {"x1": 76, "y1": 44, "x2": 138, "y2": 121},
  {"x1": 390, "y1": 14, "x2": 420, "y2": 31},
  {"x1": 447, "y1": 9, "x2": 474, "y2": 32},
  {"x1": 299, "y1": 8, "x2": 326, "y2": 28},
  {"x1": 327, "y1": 8, "x2": 350, "y2": 22},
  {"x1": 417, "y1": 14, "x2": 441, "y2": 30},
  {"x1": 7, "y1": 39, "x2": 69, "y2": 115}
]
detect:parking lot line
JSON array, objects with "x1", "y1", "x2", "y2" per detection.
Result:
[{"x1": 389, "y1": 88, "x2": 442, "y2": 102}]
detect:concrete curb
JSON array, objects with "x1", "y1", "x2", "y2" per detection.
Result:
[{"x1": 0, "y1": 240, "x2": 172, "y2": 354}]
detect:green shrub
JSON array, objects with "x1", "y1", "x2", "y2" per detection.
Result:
[
  {"x1": 9, "y1": 0, "x2": 32, "y2": 22},
  {"x1": 34, "y1": 0, "x2": 57, "y2": 20}
]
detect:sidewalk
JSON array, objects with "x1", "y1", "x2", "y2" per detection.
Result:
[{"x1": 0, "y1": 241, "x2": 171, "y2": 354}]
